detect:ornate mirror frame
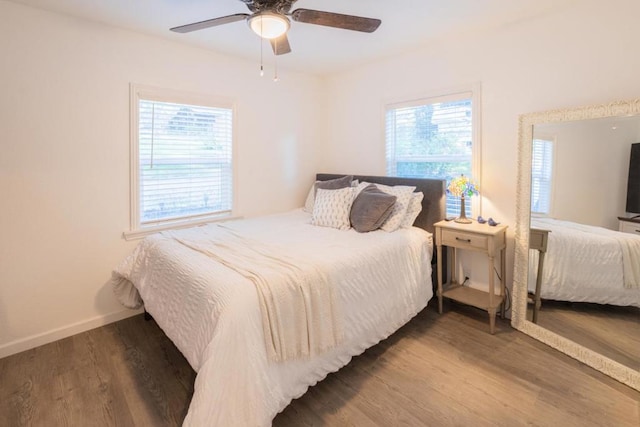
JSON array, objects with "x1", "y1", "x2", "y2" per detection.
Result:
[{"x1": 512, "y1": 99, "x2": 640, "y2": 391}]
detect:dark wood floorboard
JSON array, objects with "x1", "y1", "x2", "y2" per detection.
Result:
[{"x1": 0, "y1": 301, "x2": 638, "y2": 426}]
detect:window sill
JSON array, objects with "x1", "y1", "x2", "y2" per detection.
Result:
[{"x1": 123, "y1": 213, "x2": 243, "y2": 241}]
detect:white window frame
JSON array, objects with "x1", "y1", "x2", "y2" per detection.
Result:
[
  {"x1": 531, "y1": 135, "x2": 556, "y2": 217},
  {"x1": 384, "y1": 84, "x2": 482, "y2": 217},
  {"x1": 124, "y1": 84, "x2": 237, "y2": 240}
]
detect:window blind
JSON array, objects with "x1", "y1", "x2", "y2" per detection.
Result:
[
  {"x1": 138, "y1": 99, "x2": 233, "y2": 225},
  {"x1": 531, "y1": 138, "x2": 553, "y2": 215},
  {"x1": 385, "y1": 93, "x2": 474, "y2": 216}
]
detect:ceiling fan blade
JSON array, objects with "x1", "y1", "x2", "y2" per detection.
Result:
[
  {"x1": 170, "y1": 13, "x2": 249, "y2": 33},
  {"x1": 291, "y1": 9, "x2": 381, "y2": 33},
  {"x1": 270, "y1": 34, "x2": 292, "y2": 55}
]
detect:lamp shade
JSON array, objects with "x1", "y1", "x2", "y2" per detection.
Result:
[
  {"x1": 447, "y1": 174, "x2": 479, "y2": 224},
  {"x1": 248, "y1": 12, "x2": 290, "y2": 39},
  {"x1": 447, "y1": 174, "x2": 479, "y2": 198}
]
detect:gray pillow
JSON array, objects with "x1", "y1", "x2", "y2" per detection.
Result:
[
  {"x1": 350, "y1": 184, "x2": 397, "y2": 233},
  {"x1": 314, "y1": 175, "x2": 353, "y2": 196}
]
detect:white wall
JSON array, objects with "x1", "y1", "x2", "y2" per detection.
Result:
[
  {"x1": 322, "y1": 0, "x2": 640, "y2": 292},
  {"x1": 0, "y1": 1, "x2": 326, "y2": 357},
  {"x1": 535, "y1": 118, "x2": 639, "y2": 230}
]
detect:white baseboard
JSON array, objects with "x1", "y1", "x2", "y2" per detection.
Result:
[{"x1": 0, "y1": 308, "x2": 144, "y2": 359}]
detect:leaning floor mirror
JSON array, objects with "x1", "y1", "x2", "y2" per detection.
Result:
[{"x1": 512, "y1": 99, "x2": 640, "y2": 391}]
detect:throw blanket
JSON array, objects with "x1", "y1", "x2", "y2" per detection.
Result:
[
  {"x1": 615, "y1": 233, "x2": 640, "y2": 289},
  {"x1": 163, "y1": 225, "x2": 343, "y2": 362}
]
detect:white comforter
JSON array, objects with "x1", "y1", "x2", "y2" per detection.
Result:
[
  {"x1": 112, "y1": 209, "x2": 434, "y2": 426},
  {"x1": 529, "y1": 217, "x2": 640, "y2": 307}
]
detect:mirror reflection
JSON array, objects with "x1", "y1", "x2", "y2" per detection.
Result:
[{"x1": 526, "y1": 115, "x2": 640, "y2": 371}]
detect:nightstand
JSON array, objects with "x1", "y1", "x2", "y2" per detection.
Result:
[
  {"x1": 618, "y1": 217, "x2": 640, "y2": 235},
  {"x1": 434, "y1": 219, "x2": 508, "y2": 334}
]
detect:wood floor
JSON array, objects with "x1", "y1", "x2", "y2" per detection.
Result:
[
  {"x1": 527, "y1": 301, "x2": 640, "y2": 371},
  {"x1": 1, "y1": 301, "x2": 638, "y2": 426}
]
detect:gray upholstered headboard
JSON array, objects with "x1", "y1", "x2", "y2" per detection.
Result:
[{"x1": 316, "y1": 174, "x2": 446, "y2": 235}]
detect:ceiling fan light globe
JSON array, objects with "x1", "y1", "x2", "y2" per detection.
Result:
[{"x1": 248, "y1": 12, "x2": 290, "y2": 39}]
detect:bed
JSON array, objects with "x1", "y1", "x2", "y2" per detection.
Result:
[
  {"x1": 110, "y1": 174, "x2": 446, "y2": 426},
  {"x1": 528, "y1": 217, "x2": 640, "y2": 309}
]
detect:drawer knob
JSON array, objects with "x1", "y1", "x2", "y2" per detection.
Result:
[{"x1": 455, "y1": 237, "x2": 472, "y2": 243}]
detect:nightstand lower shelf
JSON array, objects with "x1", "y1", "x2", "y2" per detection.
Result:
[
  {"x1": 442, "y1": 284, "x2": 504, "y2": 333},
  {"x1": 442, "y1": 284, "x2": 504, "y2": 311}
]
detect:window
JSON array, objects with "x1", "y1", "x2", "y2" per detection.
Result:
[
  {"x1": 385, "y1": 89, "x2": 480, "y2": 217},
  {"x1": 531, "y1": 138, "x2": 554, "y2": 215},
  {"x1": 127, "y1": 85, "x2": 234, "y2": 238}
]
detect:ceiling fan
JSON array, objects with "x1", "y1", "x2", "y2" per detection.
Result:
[{"x1": 170, "y1": 0, "x2": 382, "y2": 56}]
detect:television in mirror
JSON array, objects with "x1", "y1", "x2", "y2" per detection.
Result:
[{"x1": 626, "y1": 142, "x2": 640, "y2": 217}]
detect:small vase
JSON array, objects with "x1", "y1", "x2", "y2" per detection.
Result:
[{"x1": 455, "y1": 196, "x2": 472, "y2": 224}]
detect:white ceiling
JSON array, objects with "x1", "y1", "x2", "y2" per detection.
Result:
[{"x1": 9, "y1": 0, "x2": 576, "y2": 74}]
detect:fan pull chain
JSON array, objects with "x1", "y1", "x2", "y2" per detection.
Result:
[
  {"x1": 259, "y1": 18, "x2": 264, "y2": 77},
  {"x1": 273, "y1": 38, "x2": 279, "y2": 82},
  {"x1": 260, "y1": 41, "x2": 264, "y2": 77}
]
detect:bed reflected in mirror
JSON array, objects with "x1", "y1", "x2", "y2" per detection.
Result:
[
  {"x1": 526, "y1": 116, "x2": 640, "y2": 372},
  {"x1": 513, "y1": 100, "x2": 640, "y2": 391}
]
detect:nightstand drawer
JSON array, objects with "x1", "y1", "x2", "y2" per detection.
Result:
[
  {"x1": 619, "y1": 220, "x2": 640, "y2": 235},
  {"x1": 441, "y1": 229, "x2": 488, "y2": 251}
]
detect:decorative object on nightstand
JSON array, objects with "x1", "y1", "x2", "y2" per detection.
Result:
[
  {"x1": 447, "y1": 174, "x2": 479, "y2": 224},
  {"x1": 434, "y1": 219, "x2": 508, "y2": 334},
  {"x1": 478, "y1": 216, "x2": 501, "y2": 226}
]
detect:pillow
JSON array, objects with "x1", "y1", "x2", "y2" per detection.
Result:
[
  {"x1": 350, "y1": 184, "x2": 397, "y2": 232},
  {"x1": 305, "y1": 176, "x2": 356, "y2": 213},
  {"x1": 400, "y1": 192, "x2": 424, "y2": 228},
  {"x1": 376, "y1": 184, "x2": 417, "y2": 232},
  {"x1": 372, "y1": 182, "x2": 415, "y2": 194},
  {"x1": 315, "y1": 175, "x2": 353, "y2": 196},
  {"x1": 303, "y1": 181, "x2": 318, "y2": 213},
  {"x1": 354, "y1": 180, "x2": 371, "y2": 196},
  {"x1": 311, "y1": 187, "x2": 355, "y2": 230}
]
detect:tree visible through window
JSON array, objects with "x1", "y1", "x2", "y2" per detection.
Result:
[
  {"x1": 129, "y1": 85, "x2": 234, "y2": 234},
  {"x1": 385, "y1": 92, "x2": 477, "y2": 216}
]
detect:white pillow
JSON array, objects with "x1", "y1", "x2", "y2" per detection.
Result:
[
  {"x1": 354, "y1": 181, "x2": 370, "y2": 196},
  {"x1": 376, "y1": 184, "x2": 416, "y2": 232},
  {"x1": 311, "y1": 187, "x2": 354, "y2": 230},
  {"x1": 305, "y1": 179, "x2": 359, "y2": 214},
  {"x1": 400, "y1": 191, "x2": 424, "y2": 228},
  {"x1": 303, "y1": 181, "x2": 318, "y2": 213}
]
